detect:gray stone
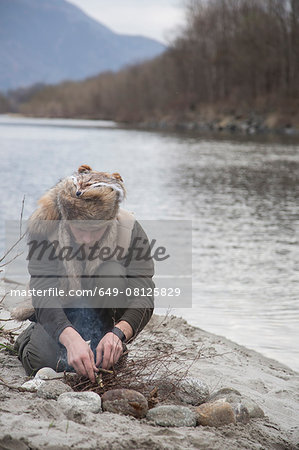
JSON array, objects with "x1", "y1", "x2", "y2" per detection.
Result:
[
  {"x1": 233, "y1": 402, "x2": 250, "y2": 424},
  {"x1": 240, "y1": 398, "x2": 264, "y2": 418},
  {"x1": 63, "y1": 408, "x2": 88, "y2": 424},
  {"x1": 21, "y1": 378, "x2": 45, "y2": 391},
  {"x1": 35, "y1": 367, "x2": 77, "y2": 381},
  {"x1": 35, "y1": 367, "x2": 62, "y2": 380},
  {"x1": 176, "y1": 377, "x2": 209, "y2": 405},
  {"x1": 37, "y1": 380, "x2": 73, "y2": 400},
  {"x1": 102, "y1": 389, "x2": 148, "y2": 419},
  {"x1": 195, "y1": 400, "x2": 236, "y2": 427},
  {"x1": 144, "y1": 377, "x2": 176, "y2": 399},
  {"x1": 209, "y1": 388, "x2": 264, "y2": 419},
  {"x1": 58, "y1": 392, "x2": 102, "y2": 419},
  {"x1": 211, "y1": 392, "x2": 242, "y2": 405},
  {"x1": 147, "y1": 405, "x2": 197, "y2": 427},
  {"x1": 209, "y1": 387, "x2": 241, "y2": 402}
]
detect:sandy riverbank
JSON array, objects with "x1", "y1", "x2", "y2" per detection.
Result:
[{"x1": 0, "y1": 280, "x2": 298, "y2": 449}]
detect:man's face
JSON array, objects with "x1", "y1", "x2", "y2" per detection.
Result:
[{"x1": 69, "y1": 223, "x2": 107, "y2": 245}]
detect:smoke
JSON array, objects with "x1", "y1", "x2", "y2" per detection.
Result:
[{"x1": 57, "y1": 304, "x2": 109, "y2": 371}]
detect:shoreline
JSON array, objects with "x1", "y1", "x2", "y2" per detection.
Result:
[
  {"x1": 2, "y1": 113, "x2": 299, "y2": 140},
  {"x1": 126, "y1": 115, "x2": 299, "y2": 138},
  {"x1": 1, "y1": 280, "x2": 298, "y2": 449}
]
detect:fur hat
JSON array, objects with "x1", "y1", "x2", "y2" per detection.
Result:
[{"x1": 29, "y1": 164, "x2": 126, "y2": 229}]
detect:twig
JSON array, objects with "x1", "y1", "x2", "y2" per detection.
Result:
[
  {"x1": 0, "y1": 376, "x2": 35, "y2": 393},
  {"x1": 0, "y1": 232, "x2": 26, "y2": 265},
  {"x1": 19, "y1": 195, "x2": 26, "y2": 238},
  {"x1": 199, "y1": 351, "x2": 233, "y2": 359},
  {"x1": 0, "y1": 292, "x2": 8, "y2": 305},
  {"x1": 1, "y1": 277, "x2": 25, "y2": 286},
  {"x1": 72, "y1": 378, "x2": 91, "y2": 389},
  {"x1": 98, "y1": 368, "x2": 113, "y2": 375},
  {"x1": 0, "y1": 251, "x2": 24, "y2": 269}
]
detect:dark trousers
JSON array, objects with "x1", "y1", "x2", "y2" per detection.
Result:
[{"x1": 16, "y1": 261, "x2": 128, "y2": 376}]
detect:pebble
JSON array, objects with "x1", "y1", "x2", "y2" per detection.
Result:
[
  {"x1": 240, "y1": 398, "x2": 264, "y2": 418},
  {"x1": 37, "y1": 380, "x2": 73, "y2": 400},
  {"x1": 144, "y1": 378, "x2": 175, "y2": 399},
  {"x1": 21, "y1": 378, "x2": 45, "y2": 391},
  {"x1": 208, "y1": 387, "x2": 264, "y2": 419},
  {"x1": 233, "y1": 403, "x2": 250, "y2": 424},
  {"x1": 175, "y1": 377, "x2": 209, "y2": 405},
  {"x1": 209, "y1": 387, "x2": 241, "y2": 402},
  {"x1": 58, "y1": 392, "x2": 102, "y2": 422},
  {"x1": 195, "y1": 400, "x2": 236, "y2": 427},
  {"x1": 35, "y1": 367, "x2": 64, "y2": 380},
  {"x1": 102, "y1": 389, "x2": 148, "y2": 419},
  {"x1": 147, "y1": 405, "x2": 197, "y2": 427}
]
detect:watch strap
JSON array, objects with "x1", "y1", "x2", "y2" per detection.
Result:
[{"x1": 111, "y1": 326, "x2": 126, "y2": 342}]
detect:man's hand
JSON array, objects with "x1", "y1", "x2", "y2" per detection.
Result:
[
  {"x1": 96, "y1": 321, "x2": 133, "y2": 369},
  {"x1": 59, "y1": 327, "x2": 98, "y2": 382},
  {"x1": 96, "y1": 332, "x2": 123, "y2": 369}
]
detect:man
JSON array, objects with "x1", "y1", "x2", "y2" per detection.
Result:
[{"x1": 15, "y1": 164, "x2": 155, "y2": 382}]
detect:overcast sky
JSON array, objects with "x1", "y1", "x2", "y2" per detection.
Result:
[{"x1": 67, "y1": 0, "x2": 186, "y2": 44}]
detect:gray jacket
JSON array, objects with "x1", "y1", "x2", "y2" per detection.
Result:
[{"x1": 27, "y1": 220, "x2": 155, "y2": 342}]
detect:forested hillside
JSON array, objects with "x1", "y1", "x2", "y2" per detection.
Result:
[{"x1": 4, "y1": 0, "x2": 299, "y2": 130}]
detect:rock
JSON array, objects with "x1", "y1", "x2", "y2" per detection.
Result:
[
  {"x1": 35, "y1": 367, "x2": 64, "y2": 380},
  {"x1": 175, "y1": 377, "x2": 209, "y2": 405},
  {"x1": 195, "y1": 400, "x2": 236, "y2": 427},
  {"x1": 208, "y1": 388, "x2": 264, "y2": 419},
  {"x1": 37, "y1": 380, "x2": 73, "y2": 400},
  {"x1": 102, "y1": 389, "x2": 148, "y2": 419},
  {"x1": 233, "y1": 403, "x2": 250, "y2": 424},
  {"x1": 240, "y1": 398, "x2": 264, "y2": 418},
  {"x1": 63, "y1": 409, "x2": 87, "y2": 424},
  {"x1": 209, "y1": 387, "x2": 241, "y2": 402},
  {"x1": 58, "y1": 392, "x2": 102, "y2": 422},
  {"x1": 21, "y1": 378, "x2": 45, "y2": 391},
  {"x1": 143, "y1": 378, "x2": 176, "y2": 400},
  {"x1": 147, "y1": 405, "x2": 196, "y2": 427}
]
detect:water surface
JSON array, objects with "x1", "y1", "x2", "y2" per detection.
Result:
[{"x1": 1, "y1": 115, "x2": 298, "y2": 371}]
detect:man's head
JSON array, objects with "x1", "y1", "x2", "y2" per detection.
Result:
[{"x1": 68, "y1": 220, "x2": 108, "y2": 245}]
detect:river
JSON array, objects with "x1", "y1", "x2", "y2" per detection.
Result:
[{"x1": 0, "y1": 115, "x2": 298, "y2": 371}]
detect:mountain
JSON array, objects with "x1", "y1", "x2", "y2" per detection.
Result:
[{"x1": 0, "y1": 0, "x2": 165, "y2": 91}]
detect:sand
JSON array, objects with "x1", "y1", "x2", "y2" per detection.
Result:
[{"x1": 0, "y1": 280, "x2": 299, "y2": 449}]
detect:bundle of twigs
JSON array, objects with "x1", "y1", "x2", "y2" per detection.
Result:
[{"x1": 65, "y1": 316, "x2": 202, "y2": 408}]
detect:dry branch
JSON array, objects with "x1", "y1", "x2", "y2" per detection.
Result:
[{"x1": 64, "y1": 329, "x2": 203, "y2": 408}]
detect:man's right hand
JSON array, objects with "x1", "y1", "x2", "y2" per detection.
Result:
[{"x1": 59, "y1": 327, "x2": 98, "y2": 382}]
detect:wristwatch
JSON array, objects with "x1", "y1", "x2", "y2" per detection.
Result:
[{"x1": 111, "y1": 326, "x2": 126, "y2": 343}]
